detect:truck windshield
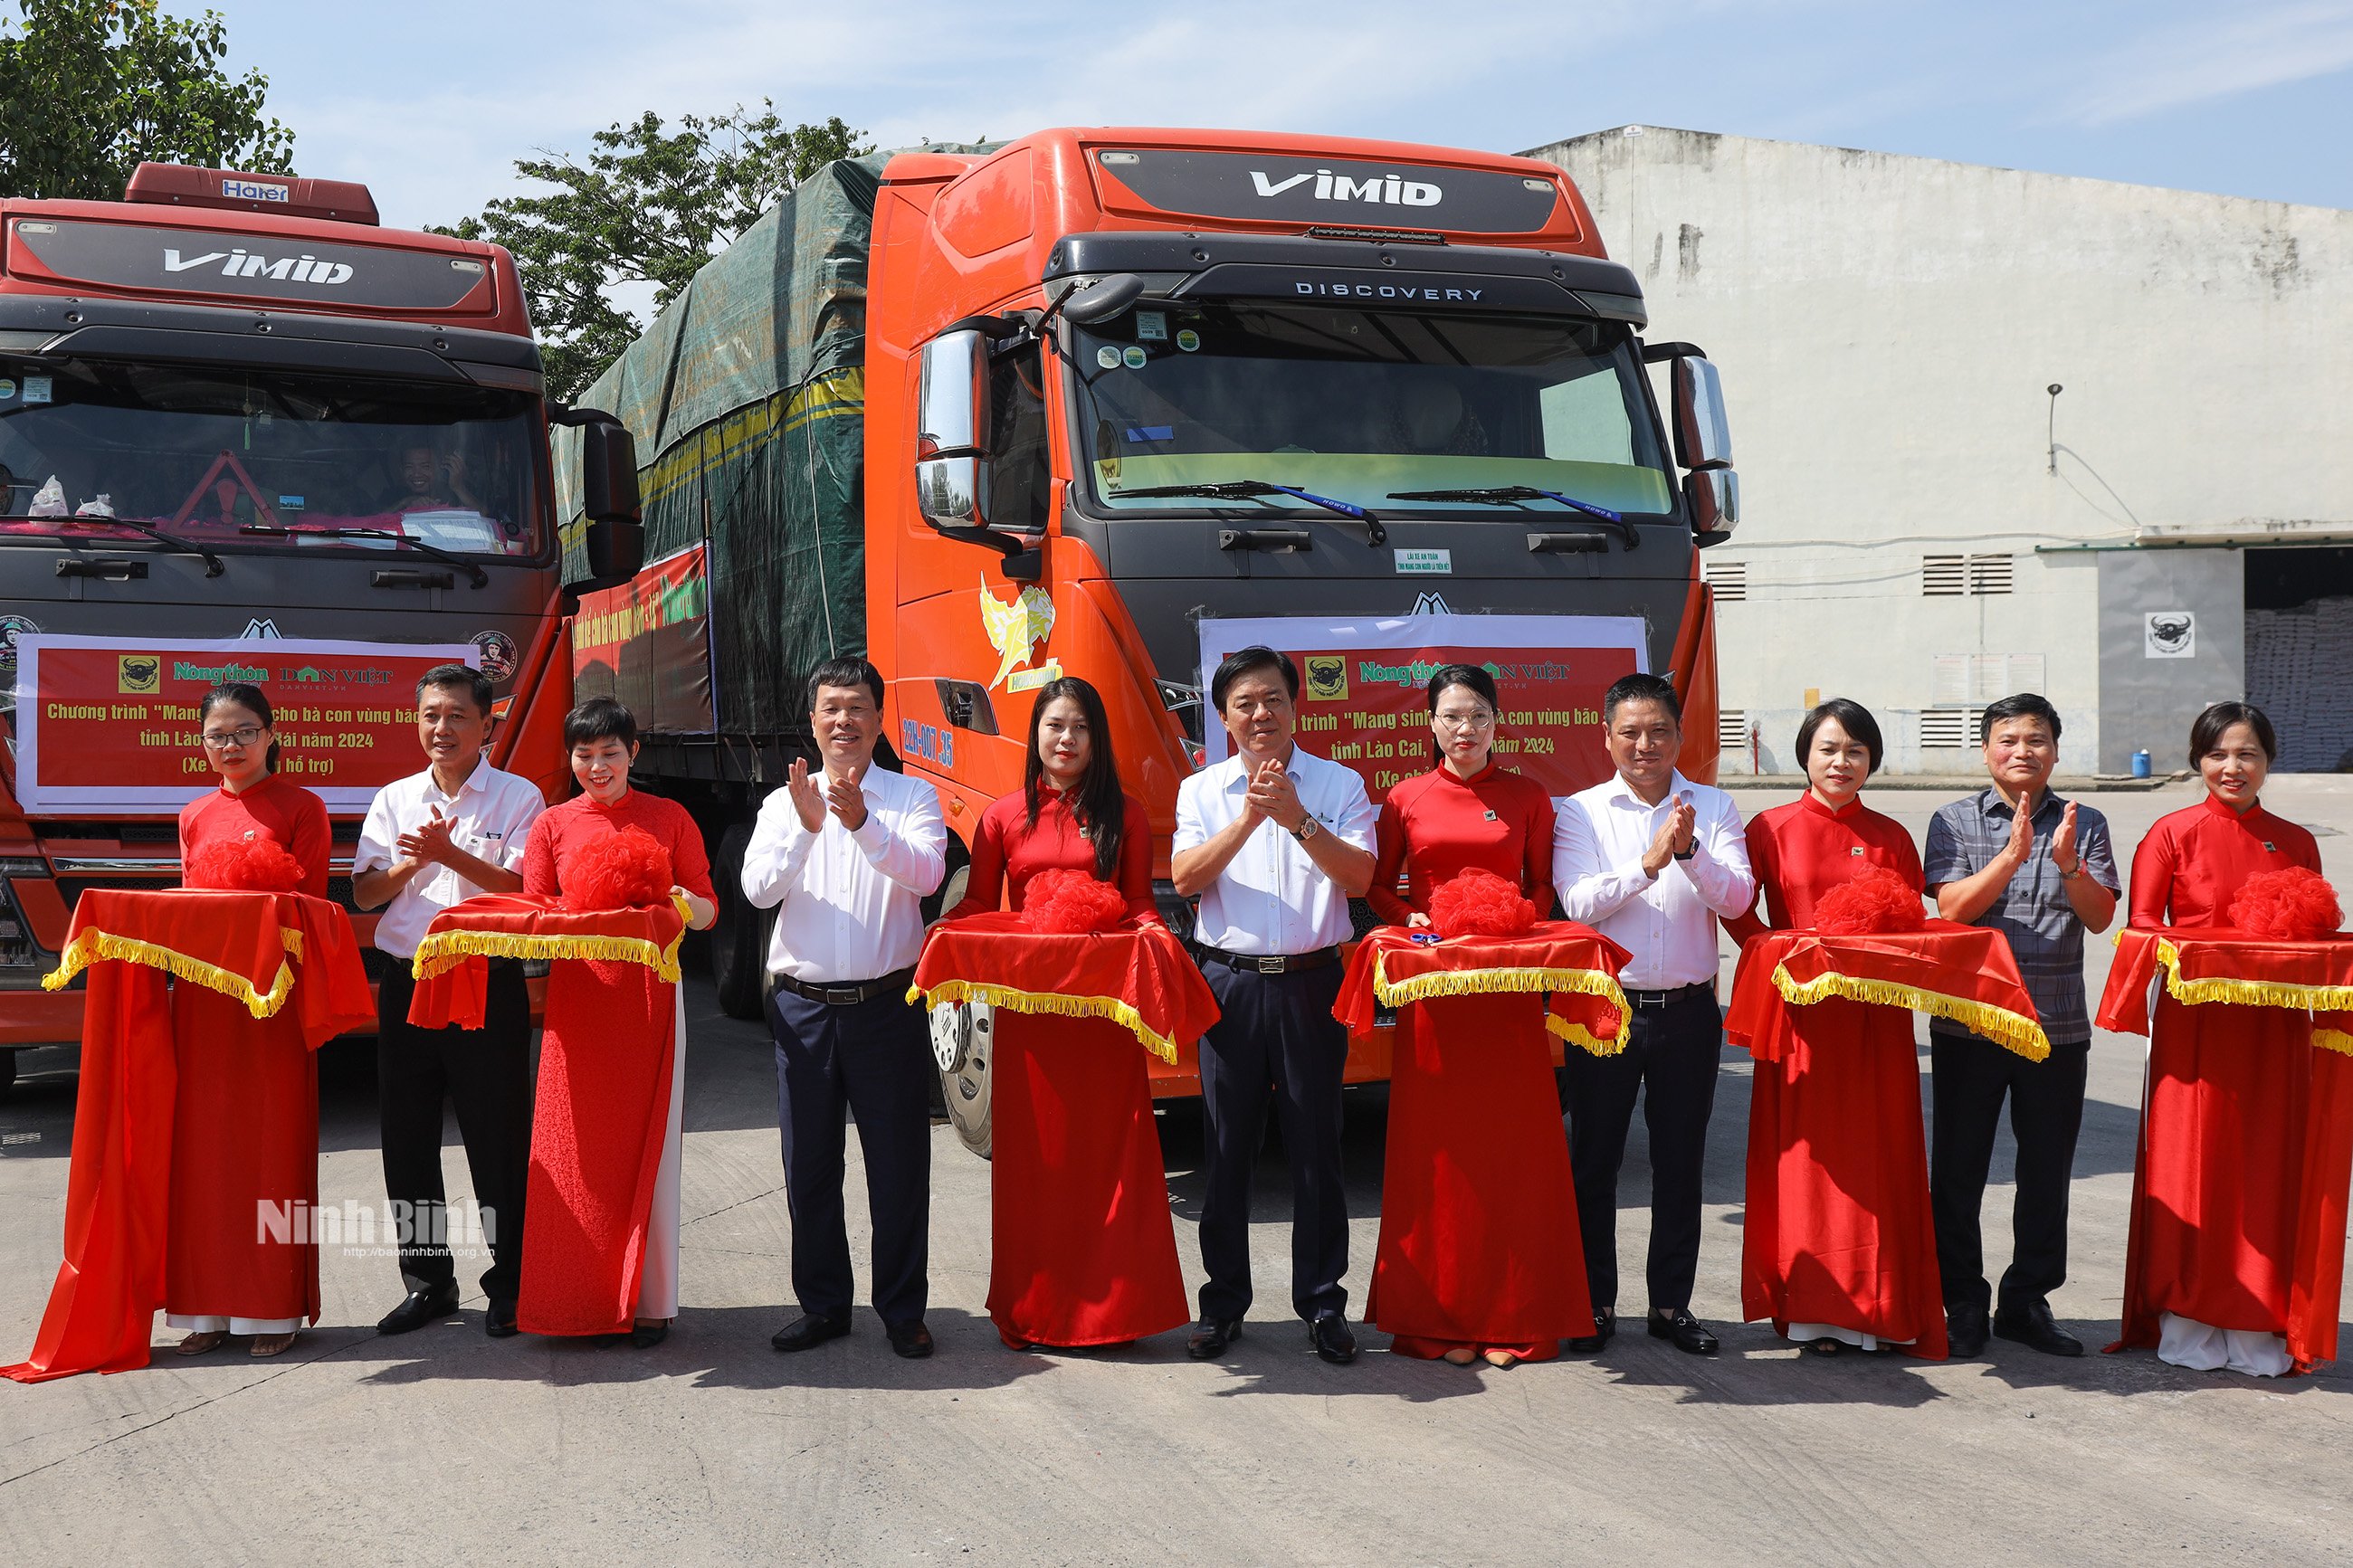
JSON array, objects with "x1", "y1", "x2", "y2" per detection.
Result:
[
  {"x1": 0, "y1": 358, "x2": 542, "y2": 556},
  {"x1": 1069, "y1": 302, "x2": 1672, "y2": 518}
]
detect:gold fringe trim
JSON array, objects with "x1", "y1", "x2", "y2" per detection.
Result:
[
  {"x1": 42, "y1": 927, "x2": 300, "y2": 1019},
  {"x1": 1544, "y1": 1014, "x2": 1627, "y2": 1058},
  {"x1": 1773, "y1": 964, "x2": 2050, "y2": 1061},
  {"x1": 412, "y1": 925, "x2": 683, "y2": 984},
  {"x1": 2144, "y1": 938, "x2": 2353, "y2": 1016},
  {"x1": 1359, "y1": 953, "x2": 1632, "y2": 1055},
  {"x1": 907, "y1": 978, "x2": 1183, "y2": 1065},
  {"x1": 2313, "y1": 1028, "x2": 2353, "y2": 1057}
]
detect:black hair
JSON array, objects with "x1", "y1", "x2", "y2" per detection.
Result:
[
  {"x1": 416, "y1": 662, "x2": 494, "y2": 717},
  {"x1": 1426, "y1": 662, "x2": 1500, "y2": 765},
  {"x1": 1796, "y1": 698, "x2": 1885, "y2": 776},
  {"x1": 2188, "y1": 700, "x2": 2277, "y2": 769},
  {"x1": 1210, "y1": 645, "x2": 1299, "y2": 713},
  {"x1": 805, "y1": 656, "x2": 885, "y2": 713},
  {"x1": 1601, "y1": 671, "x2": 1681, "y2": 727},
  {"x1": 1980, "y1": 692, "x2": 2062, "y2": 745},
  {"x1": 1024, "y1": 676, "x2": 1126, "y2": 880},
  {"x1": 201, "y1": 682, "x2": 281, "y2": 773},
  {"x1": 562, "y1": 696, "x2": 638, "y2": 751}
]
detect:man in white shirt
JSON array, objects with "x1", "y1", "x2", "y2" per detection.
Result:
[
  {"x1": 352, "y1": 664, "x2": 546, "y2": 1339},
  {"x1": 742, "y1": 657, "x2": 947, "y2": 1361},
  {"x1": 1173, "y1": 646, "x2": 1378, "y2": 1366},
  {"x1": 1552, "y1": 671, "x2": 1755, "y2": 1357}
]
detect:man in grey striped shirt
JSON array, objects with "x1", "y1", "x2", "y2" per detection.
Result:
[{"x1": 1922, "y1": 693, "x2": 2119, "y2": 1362}]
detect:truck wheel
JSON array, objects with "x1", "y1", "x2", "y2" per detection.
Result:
[
  {"x1": 711, "y1": 822, "x2": 772, "y2": 1022},
  {"x1": 930, "y1": 999, "x2": 993, "y2": 1160}
]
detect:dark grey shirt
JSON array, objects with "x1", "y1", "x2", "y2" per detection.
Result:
[{"x1": 1923, "y1": 787, "x2": 2120, "y2": 1048}]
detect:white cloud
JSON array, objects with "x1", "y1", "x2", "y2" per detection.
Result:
[{"x1": 2065, "y1": 1, "x2": 2353, "y2": 126}]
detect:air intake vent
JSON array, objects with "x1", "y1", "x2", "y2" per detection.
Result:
[{"x1": 1920, "y1": 708, "x2": 1985, "y2": 748}]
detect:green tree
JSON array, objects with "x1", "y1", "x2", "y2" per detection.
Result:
[
  {"x1": 443, "y1": 105, "x2": 870, "y2": 403},
  {"x1": 0, "y1": 0, "x2": 293, "y2": 202}
]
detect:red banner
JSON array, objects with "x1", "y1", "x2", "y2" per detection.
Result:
[
  {"x1": 570, "y1": 543, "x2": 716, "y2": 735},
  {"x1": 1197, "y1": 615, "x2": 1645, "y2": 805},
  {"x1": 14, "y1": 635, "x2": 476, "y2": 813}
]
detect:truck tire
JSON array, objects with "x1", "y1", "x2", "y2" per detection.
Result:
[
  {"x1": 930, "y1": 999, "x2": 993, "y2": 1160},
  {"x1": 711, "y1": 821, "x2": 772, "y2": 1022}
]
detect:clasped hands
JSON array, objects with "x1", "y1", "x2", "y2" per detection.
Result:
[
  {"x1": 1241, "y1": 756, "x2": 1309, "y2": 832},
  {"x1": 1640, "y1": 794, "x2": 1699, "y2": 879}
]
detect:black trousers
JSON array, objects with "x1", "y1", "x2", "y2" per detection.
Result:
[
  {"x1": 1929, "y1": 1027, "x2": 2089, "y2": 1314},
  {"x1": 1196, "y1": 962, "x2": 1350, "y2": 1323},
  {"x1": 376, "y1": 958, "x2": 532, "y2": 1307},
  {"x1": 1558, "y1": 991, "x2": 1722, "y2": 1315},
  {"x1": 769, "y1": 985, "x2": 932, "y2": 1328}
]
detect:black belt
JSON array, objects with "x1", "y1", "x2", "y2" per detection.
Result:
[
  {"x1": 773, "y1": 967, "x2": 915, "y2": 1007},
  {"x1": 1193, "y1": 943, "x2": 1339, "y2": 975},
  {"x1": 1624, "y1": 982, "x2": 1716, "y2": 1010}
]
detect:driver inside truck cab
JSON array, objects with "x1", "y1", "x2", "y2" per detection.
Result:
[
  {"x1": 1385, "y1": 378, "x2": 1490, "y2": 456},
  {"x1": 392, "y1": 440, "x2": 483, "y2": 514}
]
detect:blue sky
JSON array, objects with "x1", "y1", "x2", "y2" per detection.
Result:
[{"x1": 201, "y1": 0, "x2": 2353, "y2": 231}]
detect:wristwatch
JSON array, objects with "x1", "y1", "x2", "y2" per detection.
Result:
[
  {"x1": 1291, "y1": 816, "x2": 1322, "y2": 844},
  {"x1": 2057, "y1": 860, "x2": 2083, "y2": 881}
]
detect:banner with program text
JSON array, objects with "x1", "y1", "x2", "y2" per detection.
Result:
[
  {"x1": 569, "y1": 543, "x2": 717, "y2": 734},
  {"x1": 1197, "y1": 614, "x2": 1646, "y2": 805},
  {"x1": 14, "y1": 634, "x2": 476, "y2": 814}
]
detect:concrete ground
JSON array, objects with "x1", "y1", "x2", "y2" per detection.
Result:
[{"x1": 4, "y1": 775, "x2": 2351, "y2": 1565}]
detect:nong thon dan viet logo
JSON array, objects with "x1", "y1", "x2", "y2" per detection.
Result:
[{"x1": 117, "y1": 654, "x2": 160, "y2": 695}]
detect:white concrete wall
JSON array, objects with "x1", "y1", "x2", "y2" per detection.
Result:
[{"x1": 1524, "y1": 126, "x2": 2353, "y2": 774}]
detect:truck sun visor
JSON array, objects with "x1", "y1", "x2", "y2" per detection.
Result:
[
  {"x1": 7, "y1": 220, "x2": 491, "y2": 313},
  {"x1": 1091, "y1": 148, "x2": 1564, "y2": 235}
]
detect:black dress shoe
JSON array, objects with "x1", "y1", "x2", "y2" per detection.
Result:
[
  {"x1": 1945, "y1": 1303, "x2": 1988, "y2": 1358},
  {"x1": 1992, "y1": 1298, "x2": 2084, "y2": 1357},
  {"x1": 1308, "y1": 1311, "x2": 1358, "y2": 1365},
  {"x1": 484, "y1": 1304, "x2": 519, "y2": 1339},
  {"x1": 886, "y1": 1320, "x2": 934, "y2": 1359},
  {"x1": 631, "y1": 1320, "x2": 670, "y2": 1349},
  {"x1": 770, "y1": 1311, "x2": 852, "y2": 1353},
  {"x1": 376, "y1": 1284, "x2": 461, "y2": 1335},
  {"x1": 1647, "y1": 1307, "x2": 1720, "y2": 1356},
  {"x1": 1567, "y1": 1308, "x2": 1616, "y2": 1354},
  {"x1": 1186, "y1": 1317, "x2": 1243, "y2": 1360}
]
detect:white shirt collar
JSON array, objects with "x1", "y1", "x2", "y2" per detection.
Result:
[{"x1": 1605, "y1": 767, "x2": 1689, "y2": 808}]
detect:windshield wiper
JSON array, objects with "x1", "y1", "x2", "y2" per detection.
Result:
[
  {"x1": 242, "y1": 525, "x2": 489, "y2": 587},
  {"x1": 47, "y1": 516, "x2": 226, "y2": 577},
  {"x1": 1386, "y1": 485, "x2": 1639, "y2": 549},
  {"x1": 1112, "y1": 480, "x2": 1388, "y2": 546}
]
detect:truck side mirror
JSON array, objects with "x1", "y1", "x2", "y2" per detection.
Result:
[
  {"x1": 916, "y1": 328, "x2": 992, "y2": 531},
  {"x1": 1685, "y1": 469, "x2": 1739, "y2": 536},
  {"x1": 567, "y1": 417, "x2": 643, "y2": 591},
  {"x1": 1671, "y1": 354, "x2": 1733, "y2": 471}
]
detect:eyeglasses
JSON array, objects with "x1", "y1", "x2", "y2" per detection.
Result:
[
  {"x1": 202, "y1": 726, "x2": 264, "y2": 749},
  {"x1": 1434, "y1": 711, "x2": 1495, "y2": 732}
]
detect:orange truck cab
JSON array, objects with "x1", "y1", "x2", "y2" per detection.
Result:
[{"x1": 862, "y1": 130, "x2": 1737, "y2": 1132}]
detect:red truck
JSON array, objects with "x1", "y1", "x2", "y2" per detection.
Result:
[{"x1": 0, "y1": 162, "x2": 643, "y2": 1095}]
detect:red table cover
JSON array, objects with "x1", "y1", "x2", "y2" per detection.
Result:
[
  {"x1": 2098, "y1": 927, "x2": 2353, "y2": 1372},
  {"x1": 1725, "y1": 922, "x2": 2050, "y2": 1063},
  {"x1": 5, "y1": 889, "x2": 371, "y2": 1383},
  {"x1": 2097, "y1": 927, "x2": 2353, "y2": 1050},
  {"x1": 1333, "y1": 922, "x2": 1632, "y2": 1053},
  {"x1": 1726, "y1": 923, "x2": 2043, "y2": 1361},
  {"x1": 908, "y1": 911, "x2": 1218, "y2": 1063},
  {"x1": 410, "y1": 893, "x2": 688, "y2": 1337},
  {"x1": 1338, "y1": 923, "x2": 1627, "y2": 1356}
]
